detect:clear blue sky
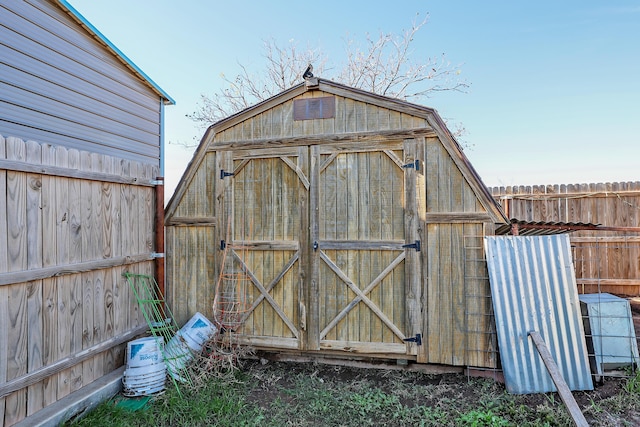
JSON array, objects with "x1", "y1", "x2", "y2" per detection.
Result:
[{"x1": 69, "y1": 0, "x2": 640, "y2": 197}]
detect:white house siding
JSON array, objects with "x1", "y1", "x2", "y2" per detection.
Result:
[{"x1": 0, "y1": 0, "x2": 164, "y2": 164}]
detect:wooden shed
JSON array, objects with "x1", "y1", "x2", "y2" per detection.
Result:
[
  {"x1": 165, "y1": 77, "x2": 508, "y2": 370},
  {"x1": 0, "y1": 1, "x2": 172, "y2": 425}
]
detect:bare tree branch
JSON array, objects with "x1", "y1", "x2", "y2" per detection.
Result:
[{"x1": 188, "y1": 13, "x2": 468, "y2": 130}]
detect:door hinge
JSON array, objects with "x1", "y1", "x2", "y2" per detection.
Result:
[
  {"x1": 220, "y1": 169, "x2": 234, "y2": 179},
  {"x1": 403, "y1": 333, "x2": 422, "y2": 346},
  {"x1": 402, "y1": 240, "x2": 421, "y2": 252},
  {"x1": 402, "y1": 159, "x2": 420, "y2": 171}
]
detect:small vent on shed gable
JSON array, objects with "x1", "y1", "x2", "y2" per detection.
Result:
[{"x1": 293, "y1": 96, "x2": 335, "y2": 121}]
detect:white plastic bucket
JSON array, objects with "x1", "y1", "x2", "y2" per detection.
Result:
[
  {"x1": 164, "y1": 312, "x2": 217, "y2": 380},
  {"x1": 179, "y1": 312, "x2": 217, "y2": 352},
  {"x1": 126, "y1": 336, "x2": 164, "y2": 368},
  {"x1": 124, "y1": 364, "x2": 167, "y2": 381},
  {"x1": 164, "y1": 333, "x2": 192, "y2": 381},
  {"x1": 123, "y1": 336, "x2": 166, "y2": 396}
]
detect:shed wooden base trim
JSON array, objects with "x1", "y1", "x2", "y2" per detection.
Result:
[
  {"x1": 12, "y1": 366, "x2": 124, "y2": 427},
  {"x1": 464, "y1": 368, "x2": 505, "y2": 383},
  {"x1": 319, "y1": 340, "x2": 407, "y2": 355},
  {"x1": 250, "y1": 346, "x2": 416, "y2": 362},
  {"x1": 252, "y1": 352, "x2": 463, "y2": 374},
  {"x1": 241, "y1": 336, "x2": 300, "y2": 350}
]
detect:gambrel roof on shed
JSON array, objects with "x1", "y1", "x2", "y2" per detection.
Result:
[{"x1": 166, "y1": 77, "x2": 507, "y2": 225}]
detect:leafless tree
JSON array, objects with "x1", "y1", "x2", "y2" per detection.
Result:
[
  {"x1": 186, "y1": 41, "x2": 327, "y2": 126},
  {"x1": 187, "y1": 14, "x2": 468, "y2": 129}
]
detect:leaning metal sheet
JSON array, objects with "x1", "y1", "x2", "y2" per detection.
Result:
[{"x1": 484, "y1": 235, "x2": 593, "y2": 394}]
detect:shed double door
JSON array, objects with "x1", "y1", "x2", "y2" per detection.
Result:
[{"x1": 217, "y1": 140, "x2": 423, "y2": 358}]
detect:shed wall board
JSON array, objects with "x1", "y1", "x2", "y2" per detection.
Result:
[
  {"x1": 425, "y1": 136, "x2": 484, "y2": 214},
  {"x1": 166, "y1": 226, "x2": 216, "y2": 326},
  {"x1": 172, "y1": 152, "x2": 216, "y2": 219},
  {"x1": 214, "y1": 94, "x2": 430, "y2": 144}
]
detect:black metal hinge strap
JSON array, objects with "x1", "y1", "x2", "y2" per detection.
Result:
[
  {"x1": 402, "y1": 159, "x2": 420, "y2": 171},
  {"x1": 402, "y1": 240, "x2": 421, "y2": 252},
  {"x1": 403, "y1": 333, "x2": 422, "y2": 346},
  {"x1": 220, "y1": 169, "x2": 234, "y2": 179}
]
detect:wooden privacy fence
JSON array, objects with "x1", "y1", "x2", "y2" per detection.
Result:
[
  {"x1": 490, "y1": 182, "x2": 640, "y2": 296},
  {"x1": 0, "y1": 135, "x2": 159, "y2": 426}
]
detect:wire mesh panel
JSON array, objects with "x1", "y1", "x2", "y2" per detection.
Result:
[
  {"x1": 213, "y1": 230, "x2": 253, "y2": 345},
  {"x1": 572, "y1": 240, "x2": 640, "y2": 380},
  {"x1": 124, "y1": 272, "x2": 193, "y2": 390},
  {"x1": 463, "y1": 231, "x2": 498, "y2": 370},
  {"x1": 213, "y1": 248, "x2": 252, "y2": 336}
]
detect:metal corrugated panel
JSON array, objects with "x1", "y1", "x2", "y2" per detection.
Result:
[{"x1": 484, "y1": 235, "x2": 593, "y2": 394}]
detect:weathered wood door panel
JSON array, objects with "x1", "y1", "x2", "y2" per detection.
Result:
[
  {"x1": 218, "y1": 140, "x2": 423, "y2": 357},
  {"x1": 310, "y1": 141, "x2": 423, "y2": 356},
  {"x1": 218, "y1": 148, "x2": 309, "y2": 350}
]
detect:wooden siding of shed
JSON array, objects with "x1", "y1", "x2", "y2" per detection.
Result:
[
  {"x1": 166, "y1": 152, "x2": 217, "y2": 325},
  {"x1": 171, "y1": 152, "x2": 217, "y2": 220},
  {"x1": 213, "y1": 91, "x2": 429, "y2": 143},
  {"x1": 0, "y1": 0, "x2": 162, "y2": 164},
  {"x1": 166, "y1": 87, "x2": 499, "y2": 369},
  {"x1": 0, "y1": 135, "x2": 157, "y2": 426},
  {"x1": 166, "y1": 226, "x2": 216, "y2": 325},
  {"x1": 166, "y1": 93, "x2": 429, "y2": 324},
  {"x1": 421, "y1": 136, "x2": 496, "y2": 367}
]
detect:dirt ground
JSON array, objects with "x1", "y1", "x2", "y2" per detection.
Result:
[
  {"x1": 239, "y1": 300, "x2": 640, "y2": 426},
  {"x1": 241, "y1": 356, "x2": 636, "y2": 426}
]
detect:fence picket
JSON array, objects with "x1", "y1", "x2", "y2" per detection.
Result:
[
  {"x1": 491, "y1": 181, "x2": 640, "y2": 295},
  {"x1": 0, "y1": 136, "x2": 159, "y2": 423}
]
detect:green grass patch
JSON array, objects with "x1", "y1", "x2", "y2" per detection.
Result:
[{"x1": 66, "y1": 360, "x2": 639, "y2": 427}]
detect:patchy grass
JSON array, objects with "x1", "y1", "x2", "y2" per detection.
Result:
[{"x1": 66, "y1": 360, "x2": 640, "y2": 427}]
